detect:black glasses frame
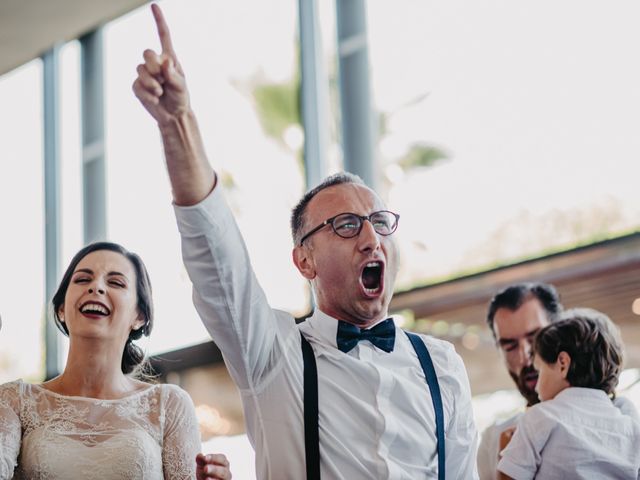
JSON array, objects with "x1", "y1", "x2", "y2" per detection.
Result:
[{"x1": 299, "y1": 210, "x2": 400, "y2": 246}]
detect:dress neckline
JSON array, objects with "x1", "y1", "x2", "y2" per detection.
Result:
[{"x1": 30, "y1": 380, "x2": 159, "y2": 403}]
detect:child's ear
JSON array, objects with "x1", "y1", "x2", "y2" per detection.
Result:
[{"x1": 557, "y1": 351, "x2": 571, "y2": 378}]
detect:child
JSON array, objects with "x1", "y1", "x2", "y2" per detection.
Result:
[{"x1": 497, "y1": 308, "x2": 640, "y2": 479}]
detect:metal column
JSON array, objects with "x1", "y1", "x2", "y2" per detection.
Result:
[
  {"x1": 298, "y1": 0, "x2": 329, "y2": 189},
  {"x1": 42, "y1": 46, "x2": 62, "y2": 379},
  {"x1": 335, "y1": 0, "x2": 376, "y2": 189},
  {"x1": 80, "y1": 29, "x2": 107, "y2": 244}
]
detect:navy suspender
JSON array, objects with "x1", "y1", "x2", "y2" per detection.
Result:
[
  {"x1": 301, "y1": 333, "x2": 321, "y2": 480},
  {"x1": 300, "y1": 331, "x2": 446, "y2": 480},
  {"x1": 405, "y1": 331, "x2": 446, "y2": 480}
]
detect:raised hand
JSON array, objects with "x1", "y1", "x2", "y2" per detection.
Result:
[
  {"x1": 133, "y1": 3, "x2": 189, "y2": 125},
  {"x1": 132, "y1": 3, "x2": 215, "y2": 205},
  {"x1": 196, "y1": 453, "x2": 232, "y2": 480}
]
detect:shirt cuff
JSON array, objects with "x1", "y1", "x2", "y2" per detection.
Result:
[
  {"x1": 173, "y1": 185, "x2": 233, "y2": 237},
  {"x1": 497, "y1": 457, "x2": 533, "y2": 480}
]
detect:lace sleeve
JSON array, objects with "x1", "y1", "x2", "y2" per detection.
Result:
[
  {"x1": 0, "y1": 381, "x2": 21, "y2": 480},
  {"x1": 161, "y1": 385, "x2": 201, "y2": 480}
]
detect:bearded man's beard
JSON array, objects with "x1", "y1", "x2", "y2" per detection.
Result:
[{"x1": 509, "y1": 364, "x2": 540, "y2": 406}]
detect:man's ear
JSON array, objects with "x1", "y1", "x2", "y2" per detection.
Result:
[
  {"x1": 292, "y1": 245, "x2": 316, "y2": 280},
  {"x1": 557, "y1": 351, "x2": 571, "y2": 378}
]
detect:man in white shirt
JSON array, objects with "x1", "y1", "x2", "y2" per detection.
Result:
[
  {"x1": 476, "y1": 283, "x2": 562, "y2": 480},
  {"x1": 478, "y1": 283, "x2": 640, "y2": 480},
  {"x1": 133, "y1": 5, "x2": 478, "y2": 479},
  {"x1": 497, "y1": 309, "x2": 640, "y2": 479}
]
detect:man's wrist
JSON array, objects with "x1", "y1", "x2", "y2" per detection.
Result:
[{"x1": 157, "y1": 107, "x2": 196, "y2": 133}]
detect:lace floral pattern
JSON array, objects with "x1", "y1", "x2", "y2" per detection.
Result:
[{"x1": 0, "y1": 380, "x2": 201, "y2": 479}]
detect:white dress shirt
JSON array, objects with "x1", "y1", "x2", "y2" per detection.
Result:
[
  {"x1": 498, "y1": 387, "x2": 640, "y2": 479},
  {"x1": 174, "y1": 187, "x2": 478, "y2": 479}
]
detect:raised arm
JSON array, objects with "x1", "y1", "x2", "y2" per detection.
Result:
[
  {"x1": 132, "y1": 4, "x2": 285, "y2": 392},
  {"x1": 132, "y1": 3, "x2": 215, "y2": 206}
]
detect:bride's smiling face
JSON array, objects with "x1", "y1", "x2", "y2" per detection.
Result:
[{"x1": 59, "y1": 250, "x2": 144, "y2": 344}]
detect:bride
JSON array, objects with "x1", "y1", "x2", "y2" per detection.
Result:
[{"x1": 0, "y1": 242, "x2": 231, "y2": 479}]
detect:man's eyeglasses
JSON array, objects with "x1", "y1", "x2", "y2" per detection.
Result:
[{"x1": 299, "y1": 210, "x2": 400, "y2": 246}]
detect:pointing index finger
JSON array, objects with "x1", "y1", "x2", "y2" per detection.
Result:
[{"x1": 151, "y1": 3, "x2": 176, "y2": 59}]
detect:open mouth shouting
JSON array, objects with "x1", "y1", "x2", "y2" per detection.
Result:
[
  {"x1": 80, "y1": 301, "x2": 111, "y2": 319},
  {"x1": 360, "y1": 260, "x2": 385, "y2": 297}
]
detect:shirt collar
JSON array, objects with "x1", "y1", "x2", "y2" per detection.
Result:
[{"x1": 554, "y1": 386, "x2": 611, "y2": 403}]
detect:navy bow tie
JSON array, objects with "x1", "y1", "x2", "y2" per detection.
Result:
[{"x1": 336, "y1": 318, "x2": 396, "y2": 353}]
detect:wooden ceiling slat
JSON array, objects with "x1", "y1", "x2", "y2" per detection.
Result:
[
  {"x1": 0, "y1": 0, "x2": 148, "y2": 76},
  {"x1": 393, "y1": 234, "x2": 640, "y2": 336}
]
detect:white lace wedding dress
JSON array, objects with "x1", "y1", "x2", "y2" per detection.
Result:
[{"x1": 0, "y1": 380, "x2": 201, "y2": 479}]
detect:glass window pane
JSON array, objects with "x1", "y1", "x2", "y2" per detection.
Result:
[
  {"x1": 0, "y1": 61, "x2": 45, "y2": 382},
  {"x1": 366, "y1": 2, "x2": 640, "y2": 288}
]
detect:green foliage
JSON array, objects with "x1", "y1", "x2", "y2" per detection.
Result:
[
  {"x1": 219, "y1": 170, "x2": 236, "y2": 190},
  {"x1": 252, "y1": 78, "x2": 301, "y2": 141},
  {"x1": 397, "y1": 143, "x2": 450, "y2": 170}
]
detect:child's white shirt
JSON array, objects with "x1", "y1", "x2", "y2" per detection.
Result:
[{"x1": 497, "y1": 387, "x2": 640, "y2": 480}]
